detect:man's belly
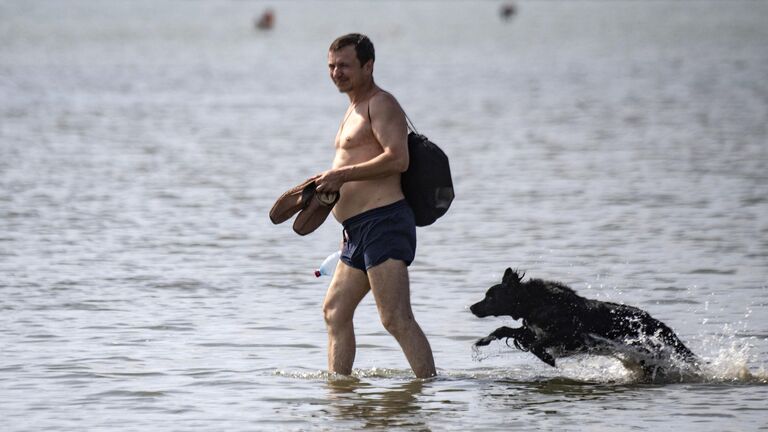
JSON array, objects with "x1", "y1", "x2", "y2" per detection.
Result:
[{"x1": 332, "y1": 178, "x2": 405, "y2": 223}]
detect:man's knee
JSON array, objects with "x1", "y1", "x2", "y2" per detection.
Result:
[
  {"x1": 380, "y1": 310, "x2": 415, "y2": 337},
  {"x1": 323, "y1": 299, "x2": 354, "y2": 329}
]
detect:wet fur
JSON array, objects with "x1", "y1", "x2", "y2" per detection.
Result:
[{"x1": 471, "y1": 268, "x2": 699, "y2": 379}]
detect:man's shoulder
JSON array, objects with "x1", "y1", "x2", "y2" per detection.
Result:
[{"x1": 369, "y1": 89, "x2": 405, "y2": 118}]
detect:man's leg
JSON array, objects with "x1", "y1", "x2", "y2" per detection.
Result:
[
  {"x1": 368, "y1": 259, "x2": 436, "y2": 378},
  {"x1": 322, "y1": 260, "x2": 370, "y2": 375}
]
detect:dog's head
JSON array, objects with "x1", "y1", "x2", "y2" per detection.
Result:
[{"x1": 470, "y1": 268, "x2": 528, "y2": 319}]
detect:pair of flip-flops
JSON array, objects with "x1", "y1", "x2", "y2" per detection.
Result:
[{"x1": 269, "y1": 177, "x2": 340, "y2": 236}]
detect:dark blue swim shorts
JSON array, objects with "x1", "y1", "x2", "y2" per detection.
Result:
[{"x1": 340, "y1": 200, "x2": 417, "y2": 272}]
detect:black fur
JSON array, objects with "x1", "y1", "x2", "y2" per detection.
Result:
[{"x1": 471, "y1": 268, "x2": 699, "y2": 378}]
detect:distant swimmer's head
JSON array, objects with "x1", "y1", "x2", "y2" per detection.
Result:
[{"x1": 328, "y1": 34, "x2": 375, "y2": 93}]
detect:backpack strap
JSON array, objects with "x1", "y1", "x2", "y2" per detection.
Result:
[{"x1": 404, "y1": 112, "x2": 418, "y2": 135}]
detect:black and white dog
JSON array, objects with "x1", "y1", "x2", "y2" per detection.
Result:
[{"x1": 471, "y1": 268, "x2": 700, "y2": 379}]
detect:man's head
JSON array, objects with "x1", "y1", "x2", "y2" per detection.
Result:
[
  {"x1": 328, "y1": 33, "x2": 375, "y2": 93},
  {"x1": 329, "y1": 33, "x2": 375, "y2": 66}
]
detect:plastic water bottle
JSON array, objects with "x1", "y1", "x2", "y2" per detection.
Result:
[{"x1": 315, "y1": 250, "x2": 341, "y2": 277}]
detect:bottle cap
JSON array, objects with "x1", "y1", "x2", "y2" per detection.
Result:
[{"x1": 314, "y1": 270, "x2": 322, "y2": 277}]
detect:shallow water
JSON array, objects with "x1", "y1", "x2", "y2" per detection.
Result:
[{"x1": 1, "y1": 0, "x2": 767, "y2": 430}]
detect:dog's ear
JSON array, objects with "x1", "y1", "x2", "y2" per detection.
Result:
[{"x1": 503, "y1": 268, "x2": 522, "y2": 287}]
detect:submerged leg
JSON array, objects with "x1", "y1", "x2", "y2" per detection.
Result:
[
  {"x1": 368, "y1": 259, "x2": 436, "y2": 378},
  {"x1": 322, "y1": 261, "x2": 370, "y2": 375}
]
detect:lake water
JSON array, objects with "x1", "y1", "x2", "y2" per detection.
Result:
[{"x1": 1, "y1": 0, "x2": 767, "y2": 430}]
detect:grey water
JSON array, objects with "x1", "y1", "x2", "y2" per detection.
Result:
[{"x1": 1, "y1": 0, "x2": 767, "y2": 430}]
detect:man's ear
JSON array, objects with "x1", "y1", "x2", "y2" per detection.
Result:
[{"x1": 362, "y1": 59, "x2": 374, "y2": 74}]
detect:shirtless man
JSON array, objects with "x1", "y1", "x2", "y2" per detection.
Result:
[{"x1": 314, "y1": 34, "x2": 436, "y2": 378}]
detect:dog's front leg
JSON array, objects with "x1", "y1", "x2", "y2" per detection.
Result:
[
  {"x1": 529, "y1": 342, "x2": 557, "y2": 367},
  {"x1": 475, "y1": 326, "x2": 520, "y2": 347}
]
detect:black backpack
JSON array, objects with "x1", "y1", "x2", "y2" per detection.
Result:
[{"x1": 402, "y1": 125, "x2": 454, "y2": 226}]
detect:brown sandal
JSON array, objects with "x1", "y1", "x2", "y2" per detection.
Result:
[
  {"x1": 269, "y1": 177, "x2": 318, "y2": 225},
  {"x1": 292, "y1": 190, "x2": 340, "y2": 236}
]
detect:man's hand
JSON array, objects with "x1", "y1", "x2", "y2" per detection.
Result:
[{"x1": 315, "y1": 168, "x2": 347, "y2": 193}]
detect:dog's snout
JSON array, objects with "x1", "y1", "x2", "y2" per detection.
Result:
[
  {"x1": 470, "y1": 301, "x2": 486, "y2": 317},
  {"x1": 469, "y1": 303, "x2": 477, "y2": 314}
]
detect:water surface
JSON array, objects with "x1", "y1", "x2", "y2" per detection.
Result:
[{"x1": 1, "y1": 1, "x2": 767, "y2": 430}]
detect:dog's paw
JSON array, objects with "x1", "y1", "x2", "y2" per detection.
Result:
[
  {"x1": 474, "y1": 336, "x2": 495, "y2": 347},
  {"x1": 530, "y1": 346, "x2": 557, "y2": 367}
]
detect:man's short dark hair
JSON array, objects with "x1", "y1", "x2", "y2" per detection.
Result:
[{"x1": 329, "y1": 33, "x2": 375, "y2": 66}]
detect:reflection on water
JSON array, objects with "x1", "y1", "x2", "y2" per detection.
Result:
[
  {"x1": 478, "y1": 379, "x2": 638, "y2": 414},
  {"x1": 326, "y1": 377, "x2": 429, "y2": 430},
  {"x1": 282, "y1": 362, "x2": 768, "y2": 430}
]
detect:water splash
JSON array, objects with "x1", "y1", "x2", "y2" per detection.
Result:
[
  {"x1": 695, "y1": 324, "x2": 766, "y2": 384},
  {"x1": 273, "y1": 368, "x2": 421, "y2": 381},
  {"x1": 470, "y1": 326, "x2": 767, "y2": 385}
]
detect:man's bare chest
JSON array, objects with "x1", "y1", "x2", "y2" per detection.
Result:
[{"x1": 337, "y1": 110, "x2": 375, "y2": 150}]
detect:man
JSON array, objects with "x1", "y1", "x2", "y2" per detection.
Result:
[{"x1": 314, "y1": 33, "x2": 436, "y2": 378}]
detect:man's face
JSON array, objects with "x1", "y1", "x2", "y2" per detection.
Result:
[{"x1": 328, "y1": 45, "x2": 370, "y2": 93}]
